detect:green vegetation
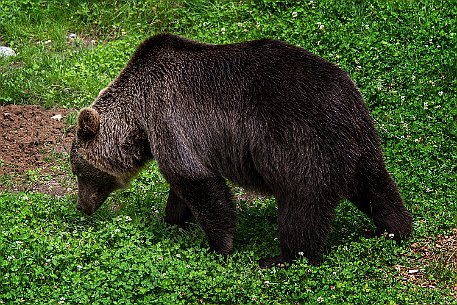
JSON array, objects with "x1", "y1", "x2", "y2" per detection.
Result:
[{"x1": 1, "y1": 0, "x2": 456, "y2": 304}]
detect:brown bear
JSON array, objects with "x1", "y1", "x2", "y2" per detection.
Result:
[{"x1": 70, "y1": 34, "x2": 412, "y2": 267}]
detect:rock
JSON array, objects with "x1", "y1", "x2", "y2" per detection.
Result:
[
  {"x1": 3, "y1": 112, "x2": 13, "y2": 121},
  {"x1": 0, "y1": 46, "x2": 16, "y2": 57},
  {"x1": 51, "y1": 114, "x2": 63, "y2": 121}
]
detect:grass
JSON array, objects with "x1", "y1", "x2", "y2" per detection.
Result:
[{"x1": 1, "y1": 0, "x2": 456, "y2": 303}]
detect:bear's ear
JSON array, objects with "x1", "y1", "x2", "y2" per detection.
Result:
[{"x1": 77, "y1": 108, "x2": 100, "y2": 141}]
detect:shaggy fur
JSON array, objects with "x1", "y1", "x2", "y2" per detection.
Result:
[{"x1": 71, "y1": 34, "x2": 412, "y2": 266}]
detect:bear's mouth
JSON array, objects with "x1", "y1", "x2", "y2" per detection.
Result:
[
  {"x1": 76, "y1": 204, "x2": 95, "y2": 215},
  {"x1": 75, "y1": 199, "x2": 100, "y2": 215},
  {"x1": 76, "y1": 204, "x2": 90, "y2": 215}
]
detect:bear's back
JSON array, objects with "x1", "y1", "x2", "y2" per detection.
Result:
[
  {"x1": 129, "y1": 34, "x2": 367, "y2": 140},
  {"x1": 129, "y1": 34, "x2": 340, "y2": 78}
]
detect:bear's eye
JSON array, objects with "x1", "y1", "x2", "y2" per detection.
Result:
[{"x1": 71, "y1": 170, "x2": 80, "y2": 178}]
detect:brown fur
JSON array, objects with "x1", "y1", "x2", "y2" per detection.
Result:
[
  {"x1": 77, "y1": 108, "x2": 100, "y2": 141},
  {"x1": 71, "y1": 34, "x2": 412, "y2": 266}
]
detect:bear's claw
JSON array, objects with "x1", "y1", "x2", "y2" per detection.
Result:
[{"x1": 259, "y1": 256, "x2": 288, "y2": 268}]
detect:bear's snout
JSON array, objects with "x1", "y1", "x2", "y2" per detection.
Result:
[
  {"x1": 75, "y1": 204, "x2": 92, "y2": 215},
  {"x1": 75, "y1": 199, "x2": 96, "y2": 216}
]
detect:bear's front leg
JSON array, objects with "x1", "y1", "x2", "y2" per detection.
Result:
[
  {"x1": 165, "y1": 188, "x2": 193, "y2": 227},
  {"x1": 169, "y1": 176, "x2": 236, "y2": 255}
]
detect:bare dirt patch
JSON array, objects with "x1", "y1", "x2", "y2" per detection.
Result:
[
  {"x1": 394, "y1": 228, "x2": 457, "y2": 298},
  {"x1": 0, "y1": 104, "x2": 76, "y2": 196}
]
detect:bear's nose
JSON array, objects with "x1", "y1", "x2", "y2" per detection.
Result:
[{"x1": 76, "y1": 204, "x2": 83, "y2": 211}]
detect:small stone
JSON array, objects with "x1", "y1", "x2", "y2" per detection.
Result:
[
  {"x1": 0, "y1": 46, "x2": 16, "y2": 57},
  {"x1": 3, "y1": 112, "x2": 13, "y2": 120},
  {"x1": 51, "y1": 114, "x2": 63, "y2": 121}
]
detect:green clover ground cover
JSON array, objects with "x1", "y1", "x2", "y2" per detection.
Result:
[{"x1": 1, "y1": 0, "x2": 456, "y2": 304}]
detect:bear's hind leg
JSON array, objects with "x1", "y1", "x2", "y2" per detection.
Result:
[
  {"x1": 165, "y1": 188, "x2": 193, "y2": 227},
  {"x1": 260, "y1": 193, "x2": 338, "y2": 267},
  {"x1": 349, "y1": 159, "x2": 412, "y2": 240},
  {"x1": 169, "y1": 176, "x2": 236, "y2": 255}
]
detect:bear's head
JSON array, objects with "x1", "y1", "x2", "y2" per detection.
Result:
[{"x1": 70, "y1": 108, "x2": 124, "y2": 215}]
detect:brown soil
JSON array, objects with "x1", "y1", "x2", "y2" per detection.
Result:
[
  {"x1": 0, "y1": 104, "x2": 77, "y2": 196},
  {"x1": 394, "y1": 228, "x2": 457, "y2": 297}
]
